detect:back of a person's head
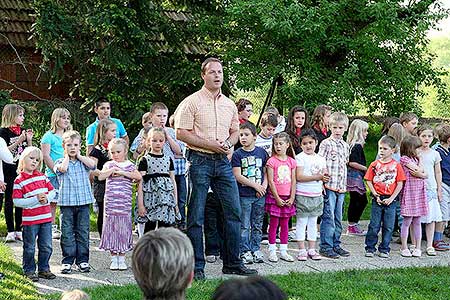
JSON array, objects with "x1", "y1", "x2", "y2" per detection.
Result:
[
  {"x1": 212, "y1": 276, "x2": 287, "y2": 300},
  {"x1": 132, "y1": 228, "x2": 194, "y2": 300},
  {"x1": 60, "y1": 289, "x2": 90, "y2": 300}
]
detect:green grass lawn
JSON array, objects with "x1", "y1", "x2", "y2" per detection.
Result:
[{"x1": 54, "y1": 266, "x2": 450, "y2": 300}]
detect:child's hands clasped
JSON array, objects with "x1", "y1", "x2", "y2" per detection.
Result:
[{"x1": 38, "y1": 193, "x2": 48, "y2": 204}]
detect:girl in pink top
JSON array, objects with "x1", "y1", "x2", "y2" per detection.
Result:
[{"x1": 266, "y1": 132, "x2": 297, "y2": 263}]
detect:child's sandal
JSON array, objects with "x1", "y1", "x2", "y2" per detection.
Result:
[{"x1": 426, "y1": 247, "x2": 436, "y2": 256}]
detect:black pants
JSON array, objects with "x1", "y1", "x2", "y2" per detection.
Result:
[
  {"x1": 144, "y1": 220, "x2": 173, "y2": 233},
  {"x1": 1, "y1": 176, "x2": 22, "y2": 232},
  {"x1": 347, "y1": 191, "x2": 368, "y2": 223},
  {"x1": 204, "y1": 192, "x2": 224, "y2": 257},
  {"x1": 97, "y1": 201, "x2": 104, "y2": 237}
]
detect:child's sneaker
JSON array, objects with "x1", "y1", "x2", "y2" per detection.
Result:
[
  {"x1": 38, "y1": 271, "x2": 56, "y2": 279},
  {"x1": 110, "y1": 256, "x2": 119, "y2": 270},
  {"x1": 432, "y1": 240, "x2": 450, "y2": 251},
  {"x1": 365, "y1": 251, "x2": 374, "y2": 257},
  {"x1": 241, "y1": 251, "x2": 254, "y2": 264},
  {"x1": 61, "y1": 264, "x2": 72, "y2": 274},
  {"x1": 400, "y1": 248, "x2": 412, "y2": 257},
  {"x1": 77, "y1": 262, "x2": 90, "y2": 273},
  {"x1": 15, "y1": 231, "x2": 22, "y2": 241},
  {"x1": 378, "y1": 252, "x2": 389, "y2": 258},
  {"x1": 288, "y1": 231, "x2": 298, "y2": 242},
  {"x1": 347, "y1": 224, "x2": 366, "y2": 236},
  {"x1": 52, "y1": 225, "x2": 61, "y2": 239},
  {"x1": 412, "y1": 249, "x2": 422, "y2": 257},
  {"x1": 205, "y1": 255, "x2": 218, "y2": 263},
  {"x1": 297, "y1": 249, "x2": 307, "y2": 261},
  {"x1": 268, "y1": 251, "x2": 278, "y2": 262},
  {"x1": 118, "y1": 256, "x2": 127, "y2": 270},
  {"x1": 307, "y1": 249, "x2": 322, "y2": 260},
  {"x1": 5, "y1": 232, "x2": 16, "y2": 242},
  {"x1": 253, "y1": 250, "x2": 264, "y2": 263},
  {"x1": 426, "y1": 247, "x2": 436, "y2": 256},
  {"x1": 280, "y1": 252, "x2": 294, "y2": 262}
]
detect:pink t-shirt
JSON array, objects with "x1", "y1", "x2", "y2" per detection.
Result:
[{"x1": 267, "y1": 156, "x2": 297, "y2": 196}]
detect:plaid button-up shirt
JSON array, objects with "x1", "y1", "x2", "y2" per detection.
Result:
[
  {"x1": 174, "y1": 86, "x2": 239, "y2": 154},
  {"x1": 54, "y1": 159, "x2": 95, "y2": 206},
  {"x1": 318, "y1": 137, "x2": 350, "y2": 193}
]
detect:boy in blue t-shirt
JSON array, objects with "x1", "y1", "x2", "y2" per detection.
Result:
[{"x1": 232, "y1": 122, "x2": 268, "y2": 264}]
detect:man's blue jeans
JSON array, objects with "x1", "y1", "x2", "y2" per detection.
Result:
[
  {"x1": 187, "y1": 150, "x2": 242, "y2": 272},
  {"x1": 320, "y1": 189, "x2": 345, "y2": 252},
  {"x1": 22, "y1": 222, "x2": 52, "y2": 274},
  {"x1": 240, "y1": 196, "x2": 265, "y2": 254},
  {"x1": 60, "y1": 205, "x2": 90, "y2": 265},
  {"x1": 175, "y1": 174, "x2": 187, "y2": 228},
  {"x1": 365, "y1": 195, "x2": 397, "y2": 254},
  {"x1": 204, "y1": 192, "x2": 224, "y2": 257}
]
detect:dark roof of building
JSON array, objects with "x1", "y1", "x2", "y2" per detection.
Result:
[{"x1": 0, "y1": 0, "x2": 204, "y2": 53}]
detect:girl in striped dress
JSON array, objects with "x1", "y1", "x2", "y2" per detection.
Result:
[
  {"x1": 98, "y1": 138, "x2": 141, "y2": 270},
  {"x1": 399, "y1": 135, "x2": 428, "y2": 257}
]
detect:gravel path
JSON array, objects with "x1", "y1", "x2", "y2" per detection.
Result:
[{"x1": 6, "y1": 221, "x2": 450, "y2": 294}]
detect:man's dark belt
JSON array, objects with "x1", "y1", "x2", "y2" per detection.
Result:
[{"x1": 188, "y1": 149, "x2": 227, "y2": 160}]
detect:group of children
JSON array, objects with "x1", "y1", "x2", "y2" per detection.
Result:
[{"x1": 1, "y1": 97, "x2": 450, "y2": 282}]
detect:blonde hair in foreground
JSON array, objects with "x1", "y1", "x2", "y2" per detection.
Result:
[{"x1": 17, "y1": 146, "x2": 43, "y2": 174}]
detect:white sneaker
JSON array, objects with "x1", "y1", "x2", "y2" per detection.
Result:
[
  {"x1": 61, "y1": 264, "x2": 72, "y2": 274},
  {"x1": 253, "y1": 250, "x2": 264, "y2": 263},
  {"x1": 268, "y1": 251, "x2": 278, "y2": 262},
  {"x1": 5, "y1": 232, "x2": 15, "y2": 242},
  {"x1": 205, "y1": 255, "x2": 218, "y2": 263},
  {"x1": 241, "y1": 251, "x2": 254, "y2": 264},
  {"x1": 110, "y1": 256, "x2": 119, "y2": 270},
  {"x1": 15, "y1": 231, "x2": 22, "y2": 241},
  {"x1": 118, "y1": 256, "x2": 127, "y2": 270},
  {"x1": 52, "y1": 225, "x2": 61, "y2": 239},
  {"x1": 280, "y1": 252, "x2": 295, "y2": 262},
  {"x1": 288, "y1": 231, "x2": 298, "y2": 242}
]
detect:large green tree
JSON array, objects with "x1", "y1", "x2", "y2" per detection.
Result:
[
  {"x1": 32, "y1": 0, "x2": 209, "y2": 133},
  {"x1": 198, "y1": 0, "x2": 449, "y2": 116}
]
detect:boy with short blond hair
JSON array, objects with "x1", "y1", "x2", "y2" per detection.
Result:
[
  {"x1": 256, "y1": 112, "x2": 278, "y2": 156},
  {"x1": 364, "y1": 135, "x2": 406, "y2": 258},
  {"x1": 54, "y1": 130, "x2": 96, "y2": 274},
  {"x1": 318, "y1": 112, "x2": 350, "y2": 259}
]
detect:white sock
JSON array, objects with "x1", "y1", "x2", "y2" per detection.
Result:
[
  {"x1": 280, "y1": 244, "x2": 288, "y2": 255},
  {"x1": 118, "y1": 256, "x2": 125, "y2": 263},
  {"x1": 268, "y1": 244, "x2": 277, "y2": 252}
]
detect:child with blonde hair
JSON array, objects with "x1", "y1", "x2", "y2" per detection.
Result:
[
  {"x1": 136, "y1": 127, "x2": 180, "y2": 233},
  {"x1": 0, "y1": 104, "x2": 33, "y2": 242},
  {"x1": 89, "y1": 119, "x2": 116, "y2": 236},
  {"x1": 318, "y1": 112, "x2": 350, "y2": 258},
  {"x1": 60, "y1": 290, "x2": 90, "y2": 300},
  {"x1": 98, "y1": 138, "x2": 141, "y2": 270},
  {"x1": 346, "y1": 119, "x2": 369, "y2": 235},
  {"x1": 13, "y1": 147, "x2": 56, "y2": 281},
  {"x1": 41, "y1": 108, "x2": 72, "y2": 239}
]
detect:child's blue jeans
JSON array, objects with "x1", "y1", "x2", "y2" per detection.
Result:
[
  {"x1": 60, "y1": 205, "x2": 90, "y2": 265},
  {"x1": 239, "y1": 196, "x2": 265, "y2": 254},
  {"x1": 320, "y1": 189, "x2": 345, "y2": 252},
  {"x1": 365, "y1": 195, "x2": 397, "y2": 254},
  {"x1": 22, "y1": 221, "x2": 52, "y2": 274}
]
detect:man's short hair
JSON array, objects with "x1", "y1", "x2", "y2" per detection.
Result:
[
  {"x1": 379, "y1": 135, "x2": 397, "y2": 149},
  {"x1": 132, "y1": 228, "x2": 194, "y2": 300},
  {"x1": 201, "y1": 57, "x2": 222, "y2": 74},
  {"x1": 328, "y1": 112, "x2": 349, "y2": 128},
  {"x1": 399, "y1": 112, "x2": 418, "y2": 125},
  {"x1": 240, "y1": 121, "x2": 257, "y2": 136},
  {"x1": 260, "y1": 112, "x2": 278, "y2": 128}
]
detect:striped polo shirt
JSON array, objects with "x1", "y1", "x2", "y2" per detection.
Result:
[{"x1": 13, "y1": 170, "x2": 53, "y2": 225}]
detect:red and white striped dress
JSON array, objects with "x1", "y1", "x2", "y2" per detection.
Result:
[{"x1": 400, "y1": 156, "x2": 428, "y2": 217}]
